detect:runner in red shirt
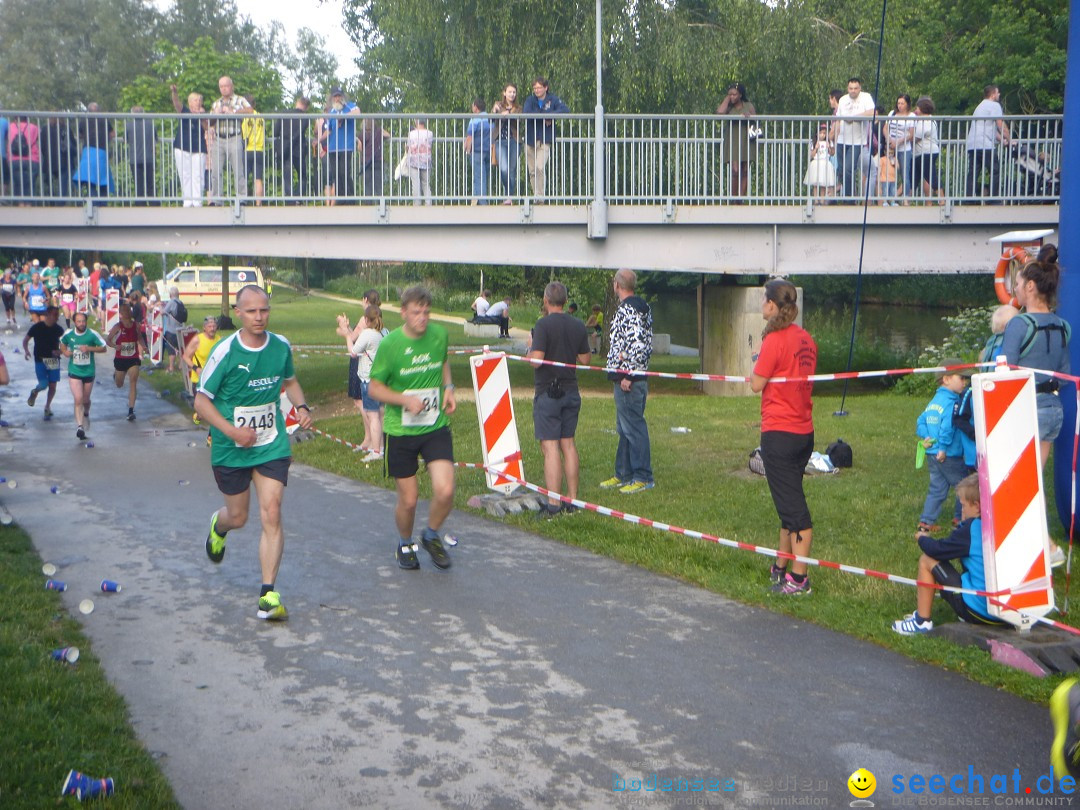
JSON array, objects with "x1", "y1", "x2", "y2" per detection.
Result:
[{"x1": 106, "y1": 302, "x2": 148, "y2": 421}]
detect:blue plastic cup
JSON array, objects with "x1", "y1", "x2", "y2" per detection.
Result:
[
  {"x1": 100, "y1": 580, "x2": 121, "y2": 593},
  {"x1": 51, "y1": 646, "x2": 80, "y2": 664},
  {"x1": 61, "y1": 770, "x2": 115, "y2": 800},
  {"x1": 45, "y1": 579, "x2": 67, "y2": 591}
]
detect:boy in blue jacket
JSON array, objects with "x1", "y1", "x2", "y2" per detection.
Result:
[
  {"x1": 893, "y1": 473, "x2": 1004, "y2": 635},
  {"x1": 916, "y1": 361, "x2": 971, "y2": 532}
]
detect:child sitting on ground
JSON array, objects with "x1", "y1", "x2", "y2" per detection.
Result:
[
  {"x1": 893, "y1": 473, "x2": 1005, "y2": 635},
  {"x1": 916, "y1": 359, "x2": 971, "y2": 533}
]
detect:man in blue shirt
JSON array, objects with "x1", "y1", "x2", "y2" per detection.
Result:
[
  {"x1": 522, "y1": 77, "x2": 569, "y2": 202},
  {"x1": 464, "y1": 98, "x2": 492, "y2": 205},
  {"x1": 316, "y1": 88, "x2": 359, "y2": 204}
]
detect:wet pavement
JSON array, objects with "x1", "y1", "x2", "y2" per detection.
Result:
[{"x1": 0, "y1": 330, "x2": 1055, "y2": 809}]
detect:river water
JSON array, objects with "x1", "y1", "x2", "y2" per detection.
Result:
[{"x1": 649, "y1": 293, "x2": 955, "y2": 355}]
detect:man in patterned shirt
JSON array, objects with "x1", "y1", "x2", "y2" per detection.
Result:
[
  {"x1": 600, "y1": 268, "x2": 654, "y2": 494},
  {"x1": 208, "y1": 76, "x2": 252, "y2": 202},
  {"x1": 195, "y1": 285, "x2": 313, "y2": 620}
]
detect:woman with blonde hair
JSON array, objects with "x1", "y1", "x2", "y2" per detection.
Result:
[{"x1": 352, "y1": 304, "x2": 385, "y2": 462}]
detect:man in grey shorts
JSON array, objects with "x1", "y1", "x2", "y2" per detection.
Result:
[{"x1": 527, "y1": 281, "x2": 591, "y2": 517}]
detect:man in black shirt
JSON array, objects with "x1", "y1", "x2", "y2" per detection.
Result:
[
  {"x1": 527, "y1": 281, "x2": 590, "y2": 516},
  {"x1": 275, "y1": 96, "x2": 311, "y2": 202},
  {"x1": 22, "y1": 306, "x2": 64, "y2": 420}
]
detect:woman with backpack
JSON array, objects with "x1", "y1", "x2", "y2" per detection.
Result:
[
  {"x1": 7, "y1": 114, "x2": 40, "y2": 204},
  {"x1": 1001, "y1": 244, "x2": 1071, "y2": 566}
]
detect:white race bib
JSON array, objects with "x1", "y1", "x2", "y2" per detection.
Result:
[
  {"x1": 119, "y1": 341, "x2": 136, "y2": 357},
  {"x1": 72, "y1": 348, "x2": 90, "y2": 365},
  {"x1": 401, "y1": 386, "x2": 440, "y2": 427},
  {"x1": 43, "y1": 357, "x2": 60, "y2": 370},
  {"x1": 233, "y1": 403, "x2": 278, "y2": 447}
]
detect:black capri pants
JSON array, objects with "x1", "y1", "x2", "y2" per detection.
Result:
[{"x1": 760, "y1": 430, "x2": 814, "y2": 533}]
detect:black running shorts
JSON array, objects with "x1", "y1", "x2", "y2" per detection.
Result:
[{"x1": 386, "y1": 425, "x2": 453, "y2": 479}]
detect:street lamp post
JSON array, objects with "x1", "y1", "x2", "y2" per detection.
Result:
[{"x1": 588, "y1": 0, "x2": 609, "y2": 239}]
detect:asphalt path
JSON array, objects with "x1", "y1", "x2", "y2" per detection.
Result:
[{"x1": 0, "y1": 329, "x2": 1055, "y2": 810}]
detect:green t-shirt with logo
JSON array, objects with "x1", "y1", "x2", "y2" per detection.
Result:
[
  {"x1": 198, "y1": 331, "x2": 296, "y2": 468},
  {"x1": 60, "y1": 327, "x2": 106, "y2": 379},
  {"x1": 370, "y1": 323, "x2": 449, "y2": 436}
]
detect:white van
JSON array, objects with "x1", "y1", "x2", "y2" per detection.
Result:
[{"x1": 164, "y1": 265, "x2": 266, "y2": 305}]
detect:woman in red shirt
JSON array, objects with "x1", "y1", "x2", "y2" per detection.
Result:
[
  {"x1": 106, "y1": 302, "x2": 147, "y2": 421},
  {"x1": 749, "y1": 279, "x2": 818, "y2": 595}
]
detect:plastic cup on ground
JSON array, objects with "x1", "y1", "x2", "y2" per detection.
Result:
[
  {"x1": 50, "y1": 485, "x2": 59, "y2": 494},
  {"x1": 100, "y1": 580, "x2": 121, "y2": 593},
  {"x1": 51, "y1": 646, "x2": 80, "y2": 665},
  {"x1": 42, "y1": 563, "x2": 57, "y2": 576},
  {"x1": 7, "y1": 479, "x2": 15, "y2": 489},
  {"x1": 61, "y1": 770, "x2": 115, "y2": 800},
  {"x1": 45, "y1": 579, "x2": 67, "y2": 591},
  {"x1": 78, "y1": 599, "x2": 94, "y2": 615}
]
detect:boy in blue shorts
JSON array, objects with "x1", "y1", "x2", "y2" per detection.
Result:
[
  {"x1": 915, "y1": 360, "x2": 970, "y2": 533},
  {"x1": 892, "y1": 473, "x2": 1004, "y2": 635},
  {"x1": 22, "y1": 306, "x2": 64, "y2": 420}
]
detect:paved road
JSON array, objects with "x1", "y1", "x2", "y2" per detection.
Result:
[{"x1": 0, "y1": 334, "x2": 1055, "y2": 809}]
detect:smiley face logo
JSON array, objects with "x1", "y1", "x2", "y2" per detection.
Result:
[{"x1": 848, "y1": 768, "x2": 877, "y2": 799}]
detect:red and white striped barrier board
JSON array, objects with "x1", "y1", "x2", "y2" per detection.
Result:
[
  {"x1": 469, "y1": 352, "x2": 524, "y2": 495},
  {"x1": 105, "y1": 289, "x2": 120, "y2": 332},
  {"x1": 75, "y1": 279, "x2": 90, "y2": 314},
  {"x1": 147, "y1": 306, "x2": 164, "y2": 366},
  {"x1": 973, "y1": 367, "x2": 1054, "y2": 628},
  {"x1": 280, "y1": 387, "x2": 300, "y2": 436}
]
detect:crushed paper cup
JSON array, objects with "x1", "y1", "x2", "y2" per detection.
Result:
[
  {"x1": 78, "y1": 599, "x2": 94, "y2": 615},
  {"x1": 42, "y1": 563, "x2": 57, "y2": 576}
]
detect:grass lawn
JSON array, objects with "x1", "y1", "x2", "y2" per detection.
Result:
[
  {"x1": 157, "y1": 289, "x2": 1075, "y2": 706},
  {"x1": 0, "y1": 524, "x2": 180, "y2": 810}
]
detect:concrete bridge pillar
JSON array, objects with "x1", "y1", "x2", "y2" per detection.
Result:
[{"x1": 699, "y1": 283, "x2": 803, "y2": 397}]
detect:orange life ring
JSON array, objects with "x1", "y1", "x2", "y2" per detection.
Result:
[{"x1": 994, "y1": 246, "x2": 1030, "y2": 307}]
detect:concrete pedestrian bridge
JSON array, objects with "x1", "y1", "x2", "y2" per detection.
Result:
[{"x1": 0, "y1": 110, "x2": 1061, "y2": 275}]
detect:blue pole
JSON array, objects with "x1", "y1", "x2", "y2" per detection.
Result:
[{"x1": 1054, "y1": 1, "x2": 1079, "y2": 532}]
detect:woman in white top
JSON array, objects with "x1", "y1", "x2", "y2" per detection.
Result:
[
  {"x1": 351, "y1": 304, "x2": 385, "y2": 462},
  {"x1": 407, "y1": 119, "x2": 434, "y2": 206},
  {"x1": 887, "y1": 94, "x2": 916, "y2": 203},
  {"x1": 337, "y1": 290, "x2": 381, "y2": 446},
  {"x1": 912, "y1": 96, "x2": 944, "y2": 204}
]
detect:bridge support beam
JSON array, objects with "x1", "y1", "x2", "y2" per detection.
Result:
[{"x1": 700, "y1": 283, "x2": 803, "y2": 397}]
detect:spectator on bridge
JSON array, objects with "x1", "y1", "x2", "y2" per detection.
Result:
[
  {"x1": 491, "y1": 84, "x2": 522, "y2": 204},
  {"x1": 912, "y1": 96, "x2": 944, "y2": 204},
  {"x1": 7, "y1": 114, "x2": 40, "y2": 204},
  {"x1": 965, "y1": 84, "x2": 1010, "y2": 203},
  {"x1": 242, "y1": 95, "x2": 266, "y2": 206},
  {"x1": 125, "y1": 106, "x2": 157, "y2": 205},
  {"x1": 40, "y1": 117, "x2": 77, "y2": 204},
  {"x1": 528, "y1": 281, "x2": 591, "y2": 517},
  {"x1": 208, "y1": 76, "x2": 253, "y2": 203},
  {"x1": 73, "y1": 103, "x2": 115, "y2": 201},
  {"x1": 274, "y1": 96, "x2": 311, "y2": 203},
  {"x1": 464, "y1": 99, "x2": 492, "y2": 205},
  {"x1": 359, "y1": 106, "x2": 390, "y2": 203},
  {"x1": 716, "y1": 82, "x2": 758, "y2": 200},
  {"x1": 601, "y1": 269, "x2": 654, "y2": 495},
  {"x1": 830, "y1": 78, "x2": 876, "y2": 200},
  {"x1": 407, "y1": 118, "x2": 434, "y2": 206},
  {"x1": 803, "y1": 124, "x2": 836, "y2": 203},
  {"x1": 523, "y1": 77, "x2": 569, "y2": 202},
  {"x1": 751, "y1": 279, "x2": 816, "y2": 595},
  {"x1": 0, "y1": 108, "x2": 8, "y2": 198},
  {"x1": 170, "y1": 84, "x2": 209, "y2": 208},
  {"x1": 887, "y1": 94, "x2": 916, "y2": 203},
  {"x1": 317, "y1": 88, "x2": 360, "y2": 205},
  {"x1": 878, "y1": 144, "x2": 898, "y2": 205}
]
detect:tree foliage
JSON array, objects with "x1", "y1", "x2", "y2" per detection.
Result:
[{"x1": 344, "y1": 0, "x2": 1067, "y2": 114}]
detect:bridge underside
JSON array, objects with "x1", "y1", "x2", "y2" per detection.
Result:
[{"x1": 0, "y1": 205, "x2": 1058, "y2": 274}]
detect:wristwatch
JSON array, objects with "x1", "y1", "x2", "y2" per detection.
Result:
[
  {"x1": 443, "y1": 383, "x2": 455, "y2": 391},
  {"x1": 296, "y1": 403, "x2": 311, "y2": 411}
]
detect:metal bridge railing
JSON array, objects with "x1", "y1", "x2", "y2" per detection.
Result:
[{"x1": 0, "y1": 111, "x2": 1061, "y2": 209}]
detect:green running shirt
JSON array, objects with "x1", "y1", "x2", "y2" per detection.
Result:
[
  {"x1": 370, "y1": 323, "x2": 449, "y2": 436},
  {"x1": 61, "y1": 327, "x2": 106, "y2": 379},
  {"x1": 198, "y1": 331, "x2": 296, "y2": 468}
]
